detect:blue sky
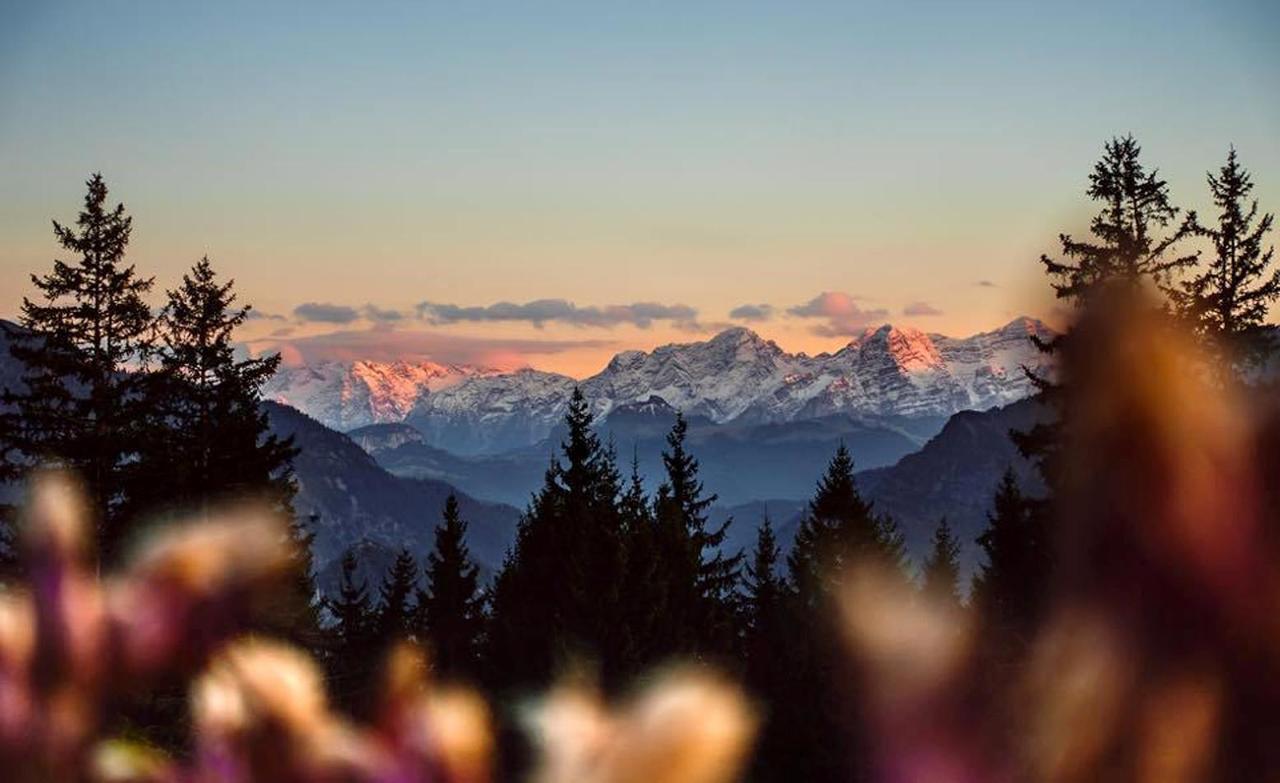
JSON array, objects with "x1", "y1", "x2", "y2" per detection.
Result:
[{"x1": 2, "y1": 1, "x2": 1277, "y2": 374}]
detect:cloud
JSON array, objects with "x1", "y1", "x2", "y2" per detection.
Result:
[
  {"x1": 728, "y1": 303, "x2": 774, "y2": 322},
  {"x1": 415, "y1": 298, "x2": 698, "y2": 329},
  {"x1": 247, "y1": 328, "x2": 614, "y2": 370},
  {"x1": 903, "y1": 301, "x2": 943, "y2": 317},
  {"x1": 786, "y1": 292, "x2": 889, "y2": 336},
  {"x1": 245, "y1": 309, "x2": 286, "y2": 322},
  {"x1": 975, "y1": 279, "x2": 998, "y2": 288},
  {"x1": 293, "y1": 302, "x2": 360, "y2": 324},
  {"x1": 362, "y1": 304, "x2": 407, "y2": 323}
]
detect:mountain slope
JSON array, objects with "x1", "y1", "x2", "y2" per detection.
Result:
[
  {"x1": 371, "y1": 396, "x2": 923, "y2": 507},
  {"x1": 857, "y1": 397, "x2": 1050, "y2": 577},
  {"x1": 263, "y1": 401, "x2": 521, "y2": 571}
]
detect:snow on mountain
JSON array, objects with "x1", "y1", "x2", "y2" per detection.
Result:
[
  {"x1": 274, "y1": 317, "x2": 1054, "y2": 452},
  {"x1": 582, "y1": 326, "x2": 797, "y2": 422},
  {"x1": 404, "y1": 368, "x2": 579, "y2": 456},
  {"x1": 263, "y1": 359, "x2": 497, "y2": 431},
  {"x1": 750, "y1": 317, "x2": 1054, "y2": 421}
]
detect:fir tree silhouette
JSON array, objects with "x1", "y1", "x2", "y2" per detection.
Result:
[
  {"x1": 415, "y1": 495, "x2": 484, "y2": 681},
  {"x1": 650, "y1": 412, "x2": 741, "y2": 660},
  {"x1": 1174, "y1": 146, "x2": 1278, "y2": 367},
  {"x1": 0, "y1": 174, "x2": 154, "y2": 564},
  {"x1": 921, "y1": 517, "x2": 962, "y2": 605},
  {"x1": 376, "y1": 547, "x2": 420, "y2": 644}
]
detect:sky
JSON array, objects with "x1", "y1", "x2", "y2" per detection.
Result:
[{"x1": 1, "y1": 1, "x2": 1278, "y2": 377}]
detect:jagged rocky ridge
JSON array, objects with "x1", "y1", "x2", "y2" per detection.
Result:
[
  {"x1": 263, "y1": 359, "x2": 500, "y2": 432},
  {"x1": 267, "y1": 318, "x2": 1052, "y2": 454}
]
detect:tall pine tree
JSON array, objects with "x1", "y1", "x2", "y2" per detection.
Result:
[
  {"x1": 376, "y1": 547, "x2": 420, "y2": 645},
  {"x1": 972, "y1": 468, "x2": 1050, "y2": 643},
  {"x1": 743, "y1": 515, "x2": 790, "y2": 783},
  {"x1": 326, "y1": 548, "x2": 378, "y2": 714},
  {"x1": 1174, "y1": 147, "x2": 1278, "y2": 367},
  {"x1": 1040, "y1": 134, "x2": 1197, "y2": 302},
  {"x1": 0, "y1": 174, "x2": 154, "y2": 563},
  {"x1": 778, "y1": 444, "x2": 903, "y2": 782},
  {"x1": 132, "y1": 257, "x2": 297, "y2": 519},
  {"x1": 1019, "y1": 135, "x2": 1196, "y2": 473},
  {"x1": 650, "y1": 413, "x2": 741, "y2": 661},
  {"x1": 415, "y1": 495, "x2": 484, "y2": 681},
  {"x1": 486, "y1": 388, "x2": 628, "y2": 690},
  {"x1": 921, "y1": 517, "x2": 962, "y2": 606},
  {"x1": 614, "y1": 450, "x2": 660, "y2": 675},
  {"x1": 788, "y1": 443, "x2": 904, "y2": 606}
]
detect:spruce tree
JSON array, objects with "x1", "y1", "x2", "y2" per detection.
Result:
[
  {"x1": 1019, "y1": 135, "x2": 1196, "y2": 471},
  {"x1": 650, "y1": 413, "x2": 741, "y2": 660},
  {"x1": 1174, "y1": 147, "x2": 1278, "y2": 366},
  {"x1": 779, "y1": 444, "x2": 902, "y2": 782},
  {"x1": 1040, "y1": 134, "x2": 1197, "y2": 302},
  {"x1": 972, "y1": 469, "x2": 1049, "y2": 641},
  {"x1": 376, "y1": 547, "x2": 419, "y2": 644},
  {"x1": 743, "y1": 515, "x2": 785, "y2": 688},
  {"x1": 132, "y1": 257, "x2": 296, "y2": 519},
  {"x1": 788, "y1": 443, "x2": 904, "y2": 607},
  {"x1": 0, "y1": 174, "x2": 154, "y2": 563},
  {"x1": 327, "y1": 549, "x2": 377, "y2": 713},
  {"x1": 486, "y1": 388, "x2": 628, "y2": 691},
  {"x1": 283, "y1": 514, "x2": 324, "y2": 651},
  {"x1": 921, "y1": 517, "x2": 962, "y2": 606},
  {"x1": 615, "y1": 450, "x2": 660, "y2": 673},
  {"x1": 743, "y1": 515, "x2": 790, "y2": 782},
  {"x1": 415, "y1": 495, "x2": 484, "y2": 681}
]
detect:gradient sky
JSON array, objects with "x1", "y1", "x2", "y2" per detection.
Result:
[{"x1": 2, "y1": 1, "x2": 1278, "y2": 376}]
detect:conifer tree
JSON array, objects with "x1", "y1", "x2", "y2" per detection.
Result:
[
  {"x1": 1174, "y1": 147, "x2": 1278, "y2": 366},
  {"x1": 743, "y1": 516, "x2": 785, "y2": 675},
  {"x1": 415, "y1": 495, "x2": 484, "y2": 681},
  {"x1": 615, "y1": 450, "x2": 660, "y2": 672},
  {"x1": 1040, "y1": 134, "x2": 1197, "y2": 302},
  {"x1": 921, "y1": 517, "x2": 962, "y2": 605},
  {"x1": 650, "y1": 413, "x2": 741, "y2": 660},
  {"x1": 132, "y1": 257, "x2": 296, "y2": 518},
  {"x1": 283, "y1": 514, "x2": 324, "y2": 650},
  {"x1": 0, "y1": 174, "x2": 154, "y2": 563},
  {"x1": 376, "y1": 547, "x2": 420, "y2": 643},
  {"x1": 788, "y1": 443, "x2": 904, "y2": 607},
  {"x1": 618, "y1": 449, "x2": 652, "y2": 534},
  {"x1": 327, "y1": 549, "x2": 377, "y2": 713},
  {"x1": 972, "y1": 469, "x2": 1050, "y2": 641},
  {"x1": 779, "y1": 444, "x2": 902, "y2": 782},
  {"x1": 486, "y1": 388, "x2": 628, "y2": 690},
  {"x1": 743, "y1": 515, "x2": 790, "y2": 782},
  {"x1": 1019, "y1": 135, "x2": 1196, "y2": 470}
]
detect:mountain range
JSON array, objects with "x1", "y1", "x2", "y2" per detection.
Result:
[
  {"x1": 266, "y1": 318, "x2": 1053, "y2": 455},
  {"x1": 1, "y1": 316, "x2": 1052, "y2": 587}
]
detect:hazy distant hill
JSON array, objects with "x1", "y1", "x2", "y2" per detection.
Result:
[
  {"x1": 360, "y1": 395, "x2": 924, "y2": 507},
  {"x1": 859, "y1": 398, "x2": 1050, "y2": 577},
  {"x1": 263, "y1": 401, "x2": 521, "y2": 573}
]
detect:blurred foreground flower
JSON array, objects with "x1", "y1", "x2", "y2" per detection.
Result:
[
  {"x1": 527, "y1": 668, "x2": 756, "y2": 783},
  {"x1": 0, "y1": 476, "x2": 756, "y2": 783},
  {"x1": 0, "y1": 477, "x2": 503, "y2": 783}
]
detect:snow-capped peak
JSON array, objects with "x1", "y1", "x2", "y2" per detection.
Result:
[
  {"x1": 263, "y1": 359, "x2": 498, "y2": 432},
  {"x1": 269, "y1": 317, "x2": 1055, "y2": 452}
]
